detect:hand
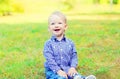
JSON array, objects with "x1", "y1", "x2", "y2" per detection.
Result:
[
  {"x1": 57, "y1": 70, "x2": 68, "y2": 79},
  {"x1": 68, "y1": 67, "x2": 78, "y2": 77}
]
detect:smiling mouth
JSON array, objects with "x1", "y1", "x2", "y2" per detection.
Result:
[{"x1": 54, "y1": 29, "x2": 60, "y2": 31}]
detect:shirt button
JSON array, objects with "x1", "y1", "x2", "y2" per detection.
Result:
[
  {"x1": 69, "y1": 45, "x2": 71, "y2": 48},
  {"x1": 61, "y1": 56, "x2": 63, "y2": 59}
]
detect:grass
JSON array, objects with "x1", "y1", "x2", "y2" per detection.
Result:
[
  {"x1": 0, "y1": 23, "x2": 47, "y2": 79},
  {"x1": 67, "y1": 19, "x2": 120, "y2": 79},
  {"x1": 0, "y1": 15, "x2": 120, "y2": 79}
]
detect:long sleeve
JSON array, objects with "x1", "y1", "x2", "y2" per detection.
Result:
[
  {"x1": 43, "y1": 41, "x2": 61, "y2": 73},
  {"x1": 70, "y1": 42, "x2": 78, "y2": 68}
]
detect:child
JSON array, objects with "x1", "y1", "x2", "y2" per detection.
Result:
[{"x1": 43, "y1": 11, "x2": 96, "y2": 79}]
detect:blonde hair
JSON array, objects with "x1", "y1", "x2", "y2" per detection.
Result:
[{"x1": 48, "y1": 11, "x2": 67, "y2": 23}]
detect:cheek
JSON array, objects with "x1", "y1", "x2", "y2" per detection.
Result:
[
  {"x1": 64, "y1": 25, "x2": 67, "y2": 30},
  {"x1": 48, "y1": 26, "x2": 52, "y2": 31},
  {"x1": 62, "y1": 25, "x2": 67, "y2": 29},
  {"x1": 48, "y1": 26, "x2": 53, "y2": 30}
]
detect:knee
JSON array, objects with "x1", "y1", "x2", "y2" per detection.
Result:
[{"x1": 58, "y1": 76, "x2": 66, "y2": 79}]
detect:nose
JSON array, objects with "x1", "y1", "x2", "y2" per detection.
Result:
[{"x1": 54, "y1": 24, "x2": 59, "y2": 28}]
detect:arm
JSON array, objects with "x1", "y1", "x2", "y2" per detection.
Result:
[
  {"x1": 43, "y1": 41, "x2": 61, "y2": 73},
  {"x1": 44, "y1": 41, "x2": 68, "y2": 78},
  {"x1": 70, "y1": 42, "x2": 78, "y2": 68},
  {"x1": 68, "y1": 42, "x2": 78, "y2": 77}
]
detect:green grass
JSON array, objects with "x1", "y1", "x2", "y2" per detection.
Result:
[{"x1": 0, "y1": 15, "x2": 120, "y2": 79}]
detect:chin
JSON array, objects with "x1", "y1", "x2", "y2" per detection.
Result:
[
  {"x1": 56, "y1": 34, "x2": 64, "y2": 37},
  {"x1": 55, "y1": 34, "x2": 61, "y2": 37}
]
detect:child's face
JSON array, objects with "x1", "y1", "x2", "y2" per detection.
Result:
[{"x1": 48, "y1": 15, "x2": 67, "y2": 37}]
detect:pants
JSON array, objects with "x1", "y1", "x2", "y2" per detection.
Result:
[{"x1": 45, "y1": 68, "x2": 84, "y2": 79}]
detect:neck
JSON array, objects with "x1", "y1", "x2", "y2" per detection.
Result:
[{"x1": 56, "y1": 34, "x2": 64, "y2": 41}]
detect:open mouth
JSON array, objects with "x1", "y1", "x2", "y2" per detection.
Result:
[{"x1": 54, "y1": 29, "x2": 60, "y2": 31}]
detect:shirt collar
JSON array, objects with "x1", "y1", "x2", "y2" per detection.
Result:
[{"x1": 51, "y1": 35, "x2": 66, "y2": 42}]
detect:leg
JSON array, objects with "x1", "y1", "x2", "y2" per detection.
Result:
[
  {"x1": 85, "y1": 75, "x2": 96, "y2": 79},
  {"x1": 73, "y1": 74, "x2": 85, "y2": 79},
  {"x1": 45, "y1": 68, "x2": 66, "y2": 79},
  {"x1": 73, "y1": 74, "x2": 96, "y2": 79}
]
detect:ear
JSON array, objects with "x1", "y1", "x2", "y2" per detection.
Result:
[
  {"x1": 65, "y1": 24, "x2": 68, "y2": 30},
  {"x1": 48, "y1": 26, "x2": 50, "y2": 32}
]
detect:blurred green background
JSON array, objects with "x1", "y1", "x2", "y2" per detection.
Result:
[{"x1": 0, "y1": 0, "x2": 120, "y2": 79}]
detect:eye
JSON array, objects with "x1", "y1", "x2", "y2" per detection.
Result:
[
  {"x1": 58, "y1": 22, "x2": 62, "y2": 24},
  {"x1": 51, "y1": 23, "x2": 55, "y2": 25}
]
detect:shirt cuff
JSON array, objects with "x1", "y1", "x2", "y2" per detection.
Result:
[
  {"x1": 71, "y1": 64, "x2": 77, "y2": 68},
  {"x1": 52, "y1": 67, "x2": 61, "y2": 73}
]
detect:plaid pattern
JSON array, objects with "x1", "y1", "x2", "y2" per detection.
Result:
[{"x1": 43, "y1": 36, "x2": 78, "y2": 73}]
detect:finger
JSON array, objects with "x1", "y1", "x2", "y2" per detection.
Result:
[
  {"x1": 68, "y1": 72, "x2": 73, "y2": 77},
  {"x1": 71, "y1": 73, "x2": 73, "y2": 77},
  {"x1": 65, "y1": 75, "x2": 68, "y2": 79},
  {"x1": 67, "y1": 72, "x2": 70, "y2": 76}
]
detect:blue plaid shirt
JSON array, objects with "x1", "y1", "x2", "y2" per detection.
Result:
[{"x1": 43, "y1": 36, "x2": 78, "y2": 73}]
